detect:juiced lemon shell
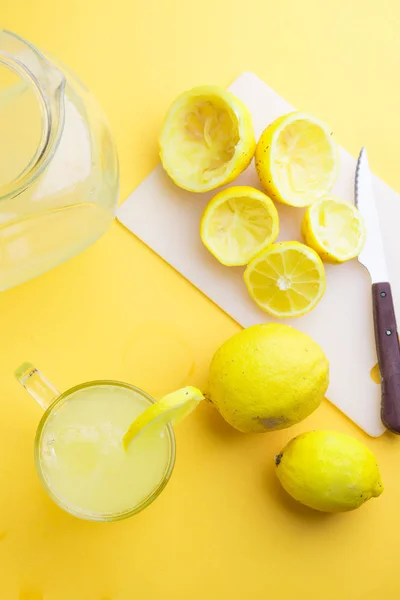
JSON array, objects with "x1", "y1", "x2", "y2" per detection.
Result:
[
  {"x1": 200, "y1": 185, "x2": 279, "y2": 266},
  {"x1": 159, "y1": 86, "x2": 255, "y2": 193},
  {"x1": 302, "y1": 196, "x2": 366, "y2": 263},
  {"x1": 255, "y1": 111, "x2": 339, "y2": 207}
]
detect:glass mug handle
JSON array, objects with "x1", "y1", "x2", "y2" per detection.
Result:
[{"x1": 15, "y1": 362, "x2": 60, "y2": 410}]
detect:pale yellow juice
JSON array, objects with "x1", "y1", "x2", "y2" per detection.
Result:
[{"x1": 36, "y1": 383, "x2": 174, "y2": 520}]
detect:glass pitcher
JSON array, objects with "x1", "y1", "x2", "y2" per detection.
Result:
[{"x1": 0, "y1": 31, "x2": 119, "y2": 291}]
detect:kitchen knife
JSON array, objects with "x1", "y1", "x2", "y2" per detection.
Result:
[{"x1": 355, "y1": 147, "x2": 400, "y2": 433}]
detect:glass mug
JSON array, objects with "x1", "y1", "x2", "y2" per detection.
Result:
[{"x1": 16, "y1": 363, "x2": 176, "y2": 522}]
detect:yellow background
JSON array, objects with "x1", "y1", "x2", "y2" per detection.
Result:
[{"x1": 1, "y1": 1, "x2": 400, "y2": 598}]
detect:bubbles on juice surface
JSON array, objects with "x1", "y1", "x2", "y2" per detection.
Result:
[{"x1": 41, "y1": 422, "x2": 125, "y2": 474}]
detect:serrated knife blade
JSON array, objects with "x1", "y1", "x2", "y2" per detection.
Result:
[
  {"x1": 355, "y1": 147, "x2": 388, "y2": 283},
  {"x1": 355, "y1": 147, "x2": 400, "y2": 434}
]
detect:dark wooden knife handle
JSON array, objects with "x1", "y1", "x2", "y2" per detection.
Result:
[{"x1": 372, "y1": 282, "x2": 400, "y2": 433}]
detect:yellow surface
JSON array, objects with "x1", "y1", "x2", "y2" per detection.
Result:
[{"x1": 1, "y1": 1, "x2": 400, "y2": 598}]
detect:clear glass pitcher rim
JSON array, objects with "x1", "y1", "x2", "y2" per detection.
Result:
[{"x1": 0, "y1": 30, "x2": 65, "y2": 200}]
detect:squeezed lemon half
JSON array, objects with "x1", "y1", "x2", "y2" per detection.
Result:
[
  {"x1": 159, "y1": 86, "x2": 255, "y2": 193},
  {"x1": 244, "y1": 241, "x2": 326, "y2": 318},
  {"x1": 200, "y1": 186, "x2": 279, "y2": 266},
  {"x1": 302, "y1": 196, "x2": 366, "y2": 263},
  {"x1": 123, "y1": 386, "x2": 204, "y2": 449},
  {"x1": 255, "y1": 112, "x2": 339, "y2": 207}
]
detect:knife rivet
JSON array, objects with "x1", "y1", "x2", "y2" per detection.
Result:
[
  {"x1": 386, "y1": 329, "x2": 392, "y2": 336},
  {"x1": 380, "y1": 291, "x2": 387, "y2": 298}
]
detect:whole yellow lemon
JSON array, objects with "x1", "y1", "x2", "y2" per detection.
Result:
[
  {"x1": 275, "y1": 431, "x2": 384, "y2": 511},
  {"x1": 208, "y1": 323, "x2": 329, "y2": 433}
]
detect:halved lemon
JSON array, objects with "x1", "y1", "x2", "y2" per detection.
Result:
[
  {"x1": 244, "y1": 241, "x2": 326, "y2": 318},
  {"x1": 255, "y1": 112, "x2": 339, "y2": 207},
  {"x1": 123, "y1": 386, "x2": 204, "y2": 449},
  {"x1": 200, "y1": 186, "x2": 279, "y2": 266},
  {"x1": 159, "y1": 86, "x2": 255, "y2": 193},
  {"x1": 302, "y1": 196, "x2": 366, "y2": 263}
]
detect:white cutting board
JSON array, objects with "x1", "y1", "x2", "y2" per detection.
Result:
[{"x1": 118, "y1": 71, "x2": 400, "y2": 437}]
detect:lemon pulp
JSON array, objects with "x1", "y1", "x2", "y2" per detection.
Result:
[
  {"x1": 200, "y1": 186, "x2": 279, "y2": 266},
  {"x1": 244, "y1": 241, "x2": 326, "y2": 317}
]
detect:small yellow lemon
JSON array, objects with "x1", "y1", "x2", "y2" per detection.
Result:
[
  {"x1": 302, "y1": 196, "x2": 366, "y2": 263},
  {"x1": 208, "y1": 323, "x2": 329, "y2": 433},
  {"x1": 159, "y1": 86, "x2": 255, "y2": 193},
  {"x1": 244, "y1": 241, "x2": 326, "y2": 318},
  {"x1": 275, "y1": 431, "x2": 384, "y2": 512},
  {"x1": 255, "y1": 112, "x2": 339, "y2": 207},
  {"x1": 200, "y1": 186, "x2": 279, "y2": 266}
]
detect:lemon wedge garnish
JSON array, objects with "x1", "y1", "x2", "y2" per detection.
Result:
[
  {"x1": 200, "y1": 185, "x2": 279, "y2": 266},
  {"x1": 123, "y1": 386, "x2": 204, "y2": 449},
  {"x1": 244, "y1": 241, "x2": 326, "y2": 318},
  {"x1": 302, "y1": 196, "x2": 366, "y2": 263},
  {"x1": 255, "y1": 112, "x2": 339, "y2": 207},
  {"x1": 159, "y1": 86, "x2": 255, "y2": 193}
]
